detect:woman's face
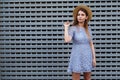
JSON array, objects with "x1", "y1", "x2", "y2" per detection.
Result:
[{"x1": 77, "y1": 10, "x2": 88, "y2": 23}]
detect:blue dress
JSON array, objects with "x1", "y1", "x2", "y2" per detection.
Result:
[{"x1": 67, "y1": 26, "x2": 93, "y2": 73}]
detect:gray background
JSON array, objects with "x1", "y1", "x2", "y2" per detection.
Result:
[{"x1": 0, "y1": 0, "x2": 120, "y2": 80}]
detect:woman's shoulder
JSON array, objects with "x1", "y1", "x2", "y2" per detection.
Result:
[
  {"x1": 88, "y1": 26, "x2": 91, "y2": 29},
  {"x1": 69, "y1": 26, "x2": 77, "y2": 30},
  {"x1": 88, "y1": 26, "x2": 92, "y2": 31}
]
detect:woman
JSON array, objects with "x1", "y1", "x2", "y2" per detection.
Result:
[{"x1": 64, "y1": 5, "x2": 96, "y2": 80}]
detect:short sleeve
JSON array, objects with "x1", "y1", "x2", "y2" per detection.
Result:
[
  {"x1": 88, "y1": 27, "x2": 93, "y2": 41},
  {"x1": 68, "y1": 27, "x2": 75, "y2": 38}
]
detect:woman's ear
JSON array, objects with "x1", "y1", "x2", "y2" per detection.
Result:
[{"x1": 86, "y1": 16, "x2": 88, "y2": 20}]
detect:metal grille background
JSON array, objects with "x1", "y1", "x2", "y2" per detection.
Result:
[{"x1": 0, "y1": 0, "x2": 120, "y2": 80}]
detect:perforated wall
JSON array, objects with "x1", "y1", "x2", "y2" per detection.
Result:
[{"x1": 0, "y1": 0, "x2": 120, "y2": 80}]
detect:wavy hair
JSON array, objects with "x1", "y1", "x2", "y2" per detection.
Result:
[{"x1": 73, "y1": 8, "x2": 91, "y2": 40}]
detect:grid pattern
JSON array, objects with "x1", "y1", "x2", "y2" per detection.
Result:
[{"x1": 0, "y1": 0, "x2": 120, "y2": 80}]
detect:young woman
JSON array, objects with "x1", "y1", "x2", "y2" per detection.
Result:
[{"x1": 64, "y1": 5, "x2": 96, "y2": 80}]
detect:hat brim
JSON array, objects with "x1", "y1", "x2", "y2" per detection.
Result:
[{"x1": 73, "y1": 4, "x2": 92, "y2": 21}]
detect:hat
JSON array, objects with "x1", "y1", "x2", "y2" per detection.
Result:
[{"x1": 73, "y1": 4, "x2": 92, "y2": 21}]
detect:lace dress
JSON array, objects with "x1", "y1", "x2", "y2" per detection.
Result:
[{"x1": 67, "y1": 26, "x2": 94, "y2": 73}]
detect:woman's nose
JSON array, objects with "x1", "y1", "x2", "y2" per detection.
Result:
[{"x1": 79, "y1": 15, "x2": 82, "y2": 18}]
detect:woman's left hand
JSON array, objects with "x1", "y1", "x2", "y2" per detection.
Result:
[{"x1": 92, "y1": 59, "x2": 96, "y2": 68}]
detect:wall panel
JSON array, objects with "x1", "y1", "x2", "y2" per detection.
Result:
[{"x1": 0, "y1": 0, "x2": 120, "y2": 80}]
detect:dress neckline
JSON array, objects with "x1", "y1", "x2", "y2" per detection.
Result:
[
  {"x1": 76, "y1": 26, "x2": 84, "y2": 29},
  {"x1": 75, "y1": 25, "x2": 84, "y2": 29}
]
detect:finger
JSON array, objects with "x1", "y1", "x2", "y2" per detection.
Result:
[
  {"x1": 65, "y1": 21, "x2": 69, "y2": 24},
  {"x1": 66, "y1": 21, "x2": 70, "y2": 23}
]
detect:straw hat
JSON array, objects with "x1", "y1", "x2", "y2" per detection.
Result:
[{"x1": 73, "y1": 4, "x2": 92, "y2": 21}]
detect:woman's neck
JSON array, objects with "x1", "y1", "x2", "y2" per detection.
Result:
[{"x1": 78, "y1": 22, "x2": 84, "y2": 28}]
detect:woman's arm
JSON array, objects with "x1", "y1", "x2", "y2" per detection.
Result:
[
  {"x1": 90, "y1": 41, "x2": 96, "y2": 67},
  {"x1": 64, "y1": 21, "x2": 72, "y2": 43}
]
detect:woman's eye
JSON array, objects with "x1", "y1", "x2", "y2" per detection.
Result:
[
  {"x1": 81, "y1": 14, "x2": 84, "y2": 16},
  {"x1": 77, "y1": 14, "x2": 85, "y2": 16}
]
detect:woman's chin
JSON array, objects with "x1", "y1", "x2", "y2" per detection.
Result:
[{"x1": 78, "y1": 21, "x2": 84, "y2": 23}]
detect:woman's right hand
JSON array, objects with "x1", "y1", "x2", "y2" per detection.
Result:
[
  {"x1": 63, "y1": 21, "x2": 71, "y2": 29},
  {"x1": 64, "y1": 21, "x2": 72, "y2": 43}
]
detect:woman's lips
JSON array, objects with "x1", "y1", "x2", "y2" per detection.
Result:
[{"x1": 78, "y1": 19, "x2": 82, "y2": 20}]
